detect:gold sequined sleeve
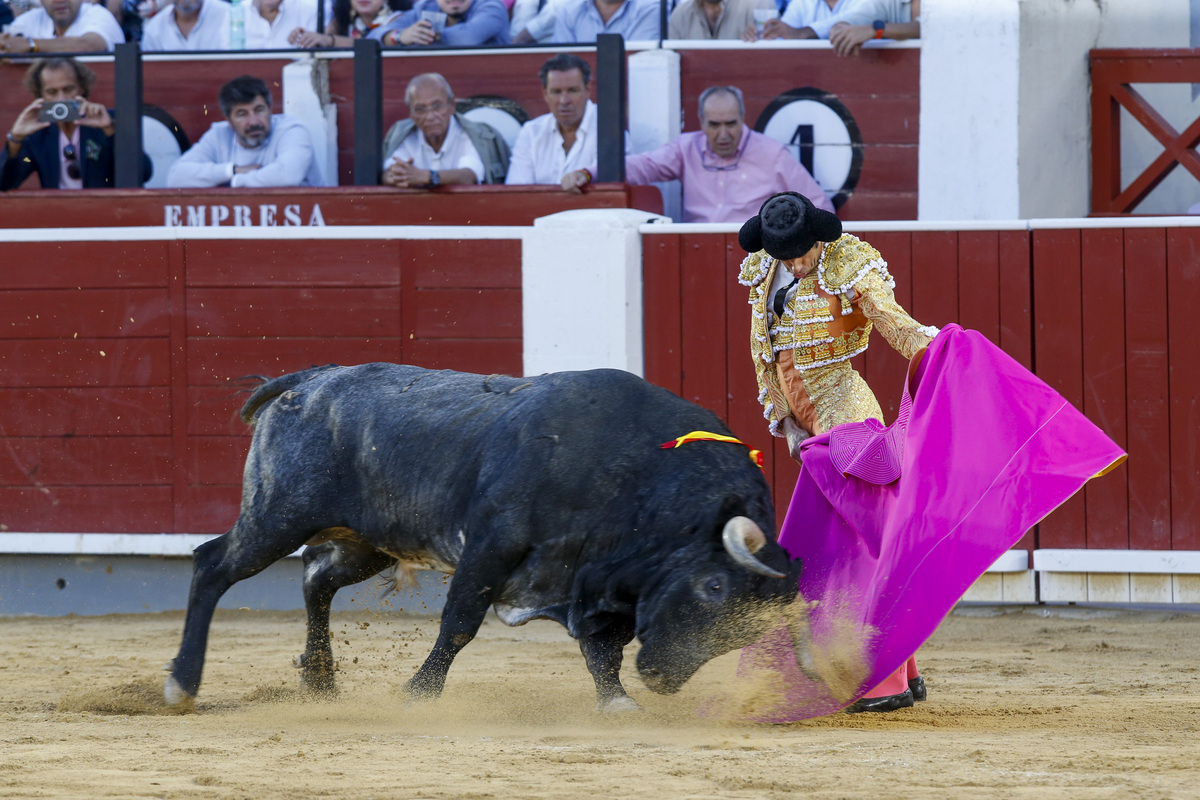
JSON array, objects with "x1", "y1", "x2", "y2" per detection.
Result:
[{"x1": 854, "y1": 271, "x2": 939, "y2": 359}]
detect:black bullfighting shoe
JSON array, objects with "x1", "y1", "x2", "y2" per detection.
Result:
[
  {"x1": 909, "y1": 676, "x2": 927, "y2": 702},
  {"x1": 845, "y1": 688, "x2": 915, "y2": 714}
]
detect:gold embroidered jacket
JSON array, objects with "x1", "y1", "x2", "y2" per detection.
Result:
[{"x1": 739, "y1": 234, "x2": 939, "y2": 436}]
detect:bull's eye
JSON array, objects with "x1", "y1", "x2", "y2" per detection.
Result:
[{"x1": 703, "y1": 575, "x2": 728, "y2": 602}]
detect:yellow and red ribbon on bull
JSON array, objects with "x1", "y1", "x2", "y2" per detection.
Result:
[{"x1": 660, "y1": 430, "x2": 765, "y2": 470}]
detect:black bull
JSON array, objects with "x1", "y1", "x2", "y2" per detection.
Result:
[{"x1": 165, "y1": 364, "x2": 802, "y2": 710}]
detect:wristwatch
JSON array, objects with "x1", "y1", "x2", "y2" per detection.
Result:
[
  {"x1": 428, "y1": 169, "x2": 440, "y2": 187},
  {"x1": 873, "y1": 20, "x2": 885, "y2": 38}
]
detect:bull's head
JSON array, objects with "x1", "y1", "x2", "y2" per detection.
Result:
[{"x1": 633, "y1": 515, "x2": 802, "y2": 694}]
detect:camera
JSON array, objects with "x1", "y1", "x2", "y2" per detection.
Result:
[{"x1": 38, "y1": 100, "x2": 84, "y2": 123}]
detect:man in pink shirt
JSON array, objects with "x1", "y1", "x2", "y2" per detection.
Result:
[{"x1": 562, "y1": 85, "x2": 833, "y2": 223}]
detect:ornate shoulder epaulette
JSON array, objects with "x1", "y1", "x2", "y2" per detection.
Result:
[
  {"x1": 737, "y1": 250, "x2": 772, "y2": 288},
  {"x1": 816, "y1": 234, "x2": 895, "y2": 316}
]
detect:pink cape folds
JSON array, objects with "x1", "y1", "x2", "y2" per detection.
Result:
[{"x1": 738, "y1": 325, "x2": 1126, "y2": 721}]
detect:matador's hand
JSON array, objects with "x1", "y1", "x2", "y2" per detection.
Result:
[{"x1": 781, "y1": 417, "x2": 811, "y2": 463}]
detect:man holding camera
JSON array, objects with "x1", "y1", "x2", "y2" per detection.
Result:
[{"x1": 1, "y1": 57, "x2": 147, "y2": 191}]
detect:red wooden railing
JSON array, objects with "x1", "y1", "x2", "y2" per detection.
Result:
[
  {"x1": 0, "y1": 235, "x2": 522, "y2": 534},
  {"x1": 1091, "y1": 49, "x2": 1200, "y2": 214}
]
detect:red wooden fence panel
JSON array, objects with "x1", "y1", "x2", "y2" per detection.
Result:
[
  {"x1": 1166, "y1": 228, "x2": 1200, "y2": 549},
  {"x1": 1123, "y1": 228, "x2": 1172, "y2": 551},
  {"x1": 1080, "y1": 228, "x2": 1130, "y2": 549},
  {"x1": 642, "y1": 235, "x2": 684, "y2": 398},
  {"x1": 1032, "y1": 229, "x2": 1087, "y2": 549},
  {"x1": 0, "y1": 234, "x2": 524, "y2": 535}
]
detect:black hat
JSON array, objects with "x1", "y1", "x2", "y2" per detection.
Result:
[{"x1": 738, "y1": 192, "x2": 841, "y2": 260}]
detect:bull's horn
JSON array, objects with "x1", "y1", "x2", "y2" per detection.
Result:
[{"x1": 722, "y1": 517, "x2": 786, "y2": 579}]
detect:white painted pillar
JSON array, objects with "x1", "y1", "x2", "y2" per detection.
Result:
[
  {"x1": 627, "y1": 49, "x2": 682, "y2": 220},
  {"x1": 522, "y1": 208, "x2": 667, "y2": 377},
  {"x1": 918, "y1": 0, "x2": 1021, "y2": 220},
  {"x1": 282, "y1": 57, "x2": 339, "y2": 187}
]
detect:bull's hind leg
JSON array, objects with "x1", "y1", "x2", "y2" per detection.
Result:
[
  {"x1": 296, "y1": 540, "x2": 394, "y2": 694},
  {"x1": 164, "y1": 520, "x2": 310, "y2": 706},
  {"x1": 579, "y1": 618, "x2": 638, "y2": 712}
]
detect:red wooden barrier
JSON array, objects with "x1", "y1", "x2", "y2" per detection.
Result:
[
  {"x1": 1090, "y1": 49, "x2": 1200, "y2": 215},
  {"x1": 1, "y1": 223, "x2": 1192, "y2": 552},
  {"x1": 0, "y1": 235, "x2": 522, "y2": 534},
  {"x1": 0, "y1": 185, "x2": 661, "y2": 228}
]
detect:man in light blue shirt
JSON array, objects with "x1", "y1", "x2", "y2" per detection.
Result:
[
  {"x1": 552, "y1": 0, "x2": 660, "y2": 42},
  {"x1": 167, "y1": 75, "x2": 324, "y2": 188}
]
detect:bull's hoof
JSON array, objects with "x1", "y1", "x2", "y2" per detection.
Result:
[
  {"x1": 596, "y1": 695, "x2": 640, "y2": 713},
  {"x1": 295, "y1": 653, "x2": 338, "y2": 694},
  {"x1": 164, "y1": 675, "x2": 195, "y2": 707}
]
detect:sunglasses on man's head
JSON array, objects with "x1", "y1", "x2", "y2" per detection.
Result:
[{"x1": 63, "y1": 144, "x2": 80, "y2": 181}]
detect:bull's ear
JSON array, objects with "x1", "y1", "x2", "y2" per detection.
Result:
[{"x1": 717, "y1": 494, "x2": 748, "y2": 523}]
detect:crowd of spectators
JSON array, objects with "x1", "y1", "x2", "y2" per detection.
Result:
[
  {"x1": 0, "y1": 0, "x2": 917, "y2": 201},
  {"x1": 0, "y1": 0, "x2": 917, "y2": 51},
  {"x1": 0, "y1": 52, "x2": 835, "y2": 223}
]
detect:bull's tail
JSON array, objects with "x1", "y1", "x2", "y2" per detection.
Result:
[{"x1": 239, "y1": 364, "x2": 341, "y2": 425}]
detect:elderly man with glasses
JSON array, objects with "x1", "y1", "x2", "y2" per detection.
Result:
[
  {"x1": 2, "y1": 57, "x2": 150, "y2": 191},
  {"x1": 380, "y1": 73, "x2": 510, "y2": 188},
  {"x1": 562, "y1": 85, "x2": 832, "y2": 223}
]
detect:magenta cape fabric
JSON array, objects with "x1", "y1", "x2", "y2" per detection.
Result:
[{"x1": 739, "y1": 325, "x2": 1126, "y2": 721}]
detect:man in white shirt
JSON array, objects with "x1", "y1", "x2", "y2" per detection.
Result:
[
  {"x1": 141, "y1": 0, "x2": 231, "y2": 50},
  {"x1": 750, "y1": 0, "x2": 873, "y2": 40},
  {"x1": 381, "y1": 73, "x2": 502, "y2": 188},
  {"x1": 167, "y1": 75, "x2": 324, "y2": 188},
  {"x1": 246, "y1": 0, "x2": 318, "y2": 48},
  {"x1": 0, "y1": 0, "x2": 125, "y2": 53},
  {"x1": 506, "y1": 53, "x2": 597, "y2": 186}
]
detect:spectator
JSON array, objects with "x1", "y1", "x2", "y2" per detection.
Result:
[
  {"x1": 510, "y1": 0, "x2": 566, "y2": 43},
  {"x1": 562, "y1": 85, "x2": 833, "y2": 222},
  {"x1": 372, "y1": 0, "x2": 509, "y2": 46},
  {"x1": 506, "y1": 53, "x2": 599, "y2": 186},
  {"x1": 141, "y1": 0, "x2": 230, "y2": 49},
  {"x1": 552, "y1": 0, "x2": 658, "y2": 43},
  {"x1": 828, "y1": 0, "x2": 918, "y2": 57},
  {"x1": 289, "y1": 0, "x2": 407, "y2": 47},
  {"x1": 167, "y1": 75, "x2": 323, "y2": 188},
  {"x1": 669, "y1": 0, "x2": 775, "y2": 39},
  {"x1": 380, "y1": 73, "x2": 510, "y2": 187},
  {"x1": 247, "y1": 0, "x2": 318, "y2": 47},
  {"x1": 747, "y1": 0, "x2": 873, "y2": 41},
  {"x1": 0, "y1": 0, "x2": 125, "y2": 53},
  {"x1": 2, "y1": 57, "x2": 151, "y2": 191}
]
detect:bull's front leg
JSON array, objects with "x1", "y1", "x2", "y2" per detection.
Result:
[
  {"x1": 579, "y1": 617, "x2": 638, "y2": 712},
  {"x1": 405, "y1": 545, "x2": 513, "y2": 701}
]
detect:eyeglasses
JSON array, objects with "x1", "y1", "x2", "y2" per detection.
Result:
[
  {"x1": 62, "y1": 143, "x2": 80, "y2": 181},
  {"x1": 411, "y1": 100, "x2": 448, "y2": 117},
  {"x1": 700, "y1": 151, "x2": 740, "y2": 172}
]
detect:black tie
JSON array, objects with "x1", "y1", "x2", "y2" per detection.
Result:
[{"x1": 773, "y1": 276, "x2": 798, "y2": 318}]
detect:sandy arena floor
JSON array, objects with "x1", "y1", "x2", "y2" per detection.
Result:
[{"x1": 1, "y1": 603, "x2": 1199, "y2": 799}]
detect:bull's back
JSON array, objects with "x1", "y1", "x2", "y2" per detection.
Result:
[{"x1": 239, "y1": 363, "x2": 750, "y2": 558}]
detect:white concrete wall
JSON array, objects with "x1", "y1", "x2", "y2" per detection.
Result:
[
  {"x1": 918, "y1": 0, "x2": 1022, "y2": 220},
  {"x1": 919, "y1": 0, "x2": 1198, "y2": 220}
]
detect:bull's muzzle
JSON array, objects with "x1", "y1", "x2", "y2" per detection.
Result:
[{"x1": 722, "y1": 517, "x2": 786, "y2": 579}]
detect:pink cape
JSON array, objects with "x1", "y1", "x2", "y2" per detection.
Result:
[{"x1": 738, "y1": 325, "x2": 1126, "y2": 721}]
